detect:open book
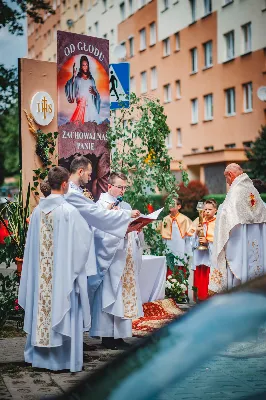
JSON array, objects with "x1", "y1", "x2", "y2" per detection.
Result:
[{"x1": 126, "y1": 208, "x2": 164, "y2": 234}]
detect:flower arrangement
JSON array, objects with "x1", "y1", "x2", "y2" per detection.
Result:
[{"x1": 165, "y1": 272, "x2": 188, "y2": 304}]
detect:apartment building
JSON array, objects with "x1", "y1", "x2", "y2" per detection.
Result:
[{"x1": 27, "y1": 0, "x2": 266, "y2": 193}]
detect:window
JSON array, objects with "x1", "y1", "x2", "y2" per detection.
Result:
[
  {"x1": 47, "y1": 29, "x2": 52, "y2": 45},
  {"x1": 62, "y1": 0, "x2": 66, "y2": 10},
  {"x1": 151, "y1": 67, "x2": 157, "y2": 90},
  {"x1": 176, "y1": 80, "x2": 181, "y2": 99},
  {"x1": 103, "y1": 33, "x2": 108, "y2": 39},
  {"x1": 205, "y1": 146, "x2": 214, "y2": 151},
  {"x1": 203, "y1": 41, "x2": 213, "y2": 68},
  {"x1": 166, "y1": 132, "x2": 172, "y2": 149},
  {"x1": 224, "y1": 0, "x2": 233, "y2": 5},
  {"x1": 53, "y1": 0, "x2": 57, "y2": 10},
  {"x1": 53, "y1": 53, "x2": 56, "y2": 62},
  {"x1": 139, "y1": 0, "x2": 145, "y2": 8},
  {"x1": 110, "y1": 29, "x2": 114, "y2": 45},
  {"x1": 191, "y1": 98, "x2": 198, "y2": 124},
  {"x1": 243, "y1": 141, "x2": 253, "y2": 148},
  {"x1": 141, "y1": 71, "x2": 147, "y2": 93},
  {"x1": 88, "y1": 26, "x2": 92, "y2": 34},
  {"x1": 129, "y1": 0, "x2": 134, "y2": 15},
  {"x1": 204, "y1": 0, "x2": 212, "y2": 15},
  {"x1": 175, "y1": 32, "x2": 180, "y2": 51},
  {"x1": 120, "y1": 42, "x2": 126, "y2": 59},
  {"x1": 140, "y1": 28, "x2": 146, "y2": 51},
  {"x1": 120, "y1": 2, "x2": 125, "y2": 21},
  {"x1": 204, "y1": 94, "x2": 213, "y2": 120},
  {"x1": 80, "y1": 0, "x2": 84, "y2": 12},
  {"x1": 190, "y1": 47, "x2": 198, "y2": 73},
  {"x1": 74, "y1": 4, "x2": 78, "y2": 19},
  {"x1": 150, "y1": 22, "x2": 156, "y2": 46},
  {"x1": 177, "y1": 128, "x2": 182, "y2": 148},
  {"x1": 225, "y1": 143, "x2": 236, "y2": 148},
  {"x1": 192, "y1": 148, "x2": 199, "y2": 153},
  {"x1": 130, "y1": 76, "x2": 136, "y2": 92},
  {"x1": 94, "y1": 21, "x2": 99, "y2": 36},
  {"x1": 224, "y1": 30, "x2": 234, "y2": 60},
  {"x1": 53, "y1": 25, "x2": 57, "y2": 40},
  {"x1": 243, "y1": 82, "x2": 253, "y2": 112},
  {"x1": 129, "y1": 37, "x2": 134, "y2": 57},
  {"x1": 163, "y1": 37, "x2": 170, "y2": 56},
  {"x1": 164, "y1": 84, "x2": 171, "y2": 103},
  {"x1": 242, "y1": 22, "x2": 252, "y2": 54},
  {"x1": 102, "y1": 0, "x2": 107, "y2": 11},
  {"x1": 162, "y1": 0, "x2": 169, "y2": 10},
  {"x1": 189, "y1": 0, "x2": 196, "y2": 23},
  {"x1": 225, "y1": 87, "x2": 236, "y2": 116}
]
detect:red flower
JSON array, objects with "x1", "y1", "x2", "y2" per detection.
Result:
[
  {"x1": 14, "y1": 305, "x2": 19, "y2": 311},
  {"x1": 14, "y1": 299, "x2": 18, "y2": 304},
  {"x1": 147, "y1": 204, "x2": 154, "y2": 214}
]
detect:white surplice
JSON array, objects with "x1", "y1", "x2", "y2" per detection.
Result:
[
  {"x1": 90, "y1": 192, "x2": 144, "y2": 339},
  {"x1": 18, "y1": 195, "x2": 91, "y2": 372},
  {"x1": 164, "y1": 222, "x2": 192, "y2": 265}
]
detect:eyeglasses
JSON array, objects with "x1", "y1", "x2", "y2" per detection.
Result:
[{"x1": 111, "y1": 184, "x2": 129, "y2": 190}]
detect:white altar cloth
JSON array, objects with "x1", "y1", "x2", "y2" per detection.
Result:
[{"x1": 139, "y1": 255, "x2": 166, "y2": 304}]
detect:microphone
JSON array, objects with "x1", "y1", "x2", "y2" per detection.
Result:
[{"x1": 111, "y1": 196, "x2": 123, "y2": 208}]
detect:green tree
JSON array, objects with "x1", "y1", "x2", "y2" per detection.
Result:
[
  {"x1": 0, "y1": 103, "x2": 19, "y2": 184},
  {"x1": 0, "y1": 0, "x2": 54, "y2": 35},
  {"x1": 108, "y1": 94, "x2": 191, "y2": 299},
  {"x1": 245, "y1": 125, "x2": 266, "y2": 182}
]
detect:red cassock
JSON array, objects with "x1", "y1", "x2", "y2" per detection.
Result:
[{"x1": 193, "y1": 265, "x2": 210, "y2": 301}]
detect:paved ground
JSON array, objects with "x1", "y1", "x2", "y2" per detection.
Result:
[{"x1": 1, "y1": 334, "x2": 266, "y2": 400}]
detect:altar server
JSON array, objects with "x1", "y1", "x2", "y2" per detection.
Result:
[
  {"x1": 191, "y1": 199, "x2": 217, "y2": 301},
  {"x1": 209, "y1": 163, "x2": 266, "y2": 293},
  {"x1": 90, "y1": 172, "x2": 143, "y2": 350},
  {"x1": 18, "y1": 167, "x2": 91, "y2": 372},
  {"x1": 159, "y1": 197, "x2": 192, "y2": 276}
]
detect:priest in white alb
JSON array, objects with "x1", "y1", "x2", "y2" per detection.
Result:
[
  {"x1": 18, "y1": 167, "x2": 91, "y2": 372},
  {"x1": 209, "y1": 163, "x2": 266, "y2": 294},
  {"x1": 64, "y1": 156, "x2": 140, "y2": 280},
  {"x1": 90, "y1": 172, "x2": 144, "y2": 350}
]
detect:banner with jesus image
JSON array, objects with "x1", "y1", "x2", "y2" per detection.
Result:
[{"x1": 57, "y1": 31, "x2": 110, "y2": 200}]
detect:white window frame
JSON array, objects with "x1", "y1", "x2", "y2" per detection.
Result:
[
  {"x1": 191, "y1": 47, "x2": 198, "y2": 73},
  {"x1": 151, "y1": 67, "x2": 157, "y2": 90},
  {"x1": 129, "y1": 36, "x2": 134, "y2": 57},
  {"x1": 225, "y1": 88, "x2": 236, "y2": 116},
  {"x1": 190, "y1": 0, "x2": 196, "y2": 23},
  {"x1": 224, "y1": 30, "x2": 235, "y2": 61},
  {"x1": 176, "y1": 80, "x2": 181, "y2": 99},
  {"x1": 150, "y1": 22, "x2": 156, "y2": 46},
  {"x1": 163, "y1": 37, "x2": 170, "y2": 57},
  {"x1": 166, "y1": 131, "x2": 172, "y2": 149},
  {"x1": 164, "y1": 84, "x2": 171, "y2": 103},
  {"x1": 191, "y1": 98, "x2": 198, "y2": 124},
  {"x1": 204, "y1": 40, "x2": 213, "y2": 68},
  {"x1": 163, "y1": 0, "x2": 169, "y2": 10},
  {"x1": 130, "y1": 76, "x2": 136, "y2": 93},
  {"x1": 242, "y1": 22, "x2": 252, "y2": 54},
  {"x1": 204, "y1": 0, "x2": 212, "y2": 15},
  {"x1": 140, "y1": 28, "x2": 146, "y2": 51},
  {"x1": 120, "y1": 2, "x2": 125, "y2": 21},
  {"x1": 129, "y1": 0, "x2": 134, "y2": 15},
  {"x1": 204, "y1": 94, "x2": 213, "y2": 121},
  {"x1": 175, "y1": 32, "x2": 180, "y2": 51},
  {"x1": 177, "y1": 128, "x2": 182, "y2": 148},
  {"x1": 141, "y1": 71, "x2": 147, "y2": 93},
  {"x1": 243, "y1": 82, "x2": 253, "y2": 112}
]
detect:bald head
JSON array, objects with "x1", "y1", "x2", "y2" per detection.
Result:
[{"x1": 224, "y1": 163, "x2": 243, "y2": 186}]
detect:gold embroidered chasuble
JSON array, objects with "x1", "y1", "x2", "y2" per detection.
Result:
[
  {"x1": 121, "y1": 234, "x2": 138, "y2": 319},
  {"x1": 36, "y1": 212, "x2": 54, "y2": 347}
]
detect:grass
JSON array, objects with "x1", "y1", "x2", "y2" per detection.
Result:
[{"x1": 0, "y1": 324, "x2": 26, "y2": 338}]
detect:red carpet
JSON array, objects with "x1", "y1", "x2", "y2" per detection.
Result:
[{"x1": 132, "y1": 298, "x2": 184, "y2": 337}]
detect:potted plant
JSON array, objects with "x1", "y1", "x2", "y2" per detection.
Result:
[{"x1": 0, "y1": 180, "x2": 30, "y2": 275}]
